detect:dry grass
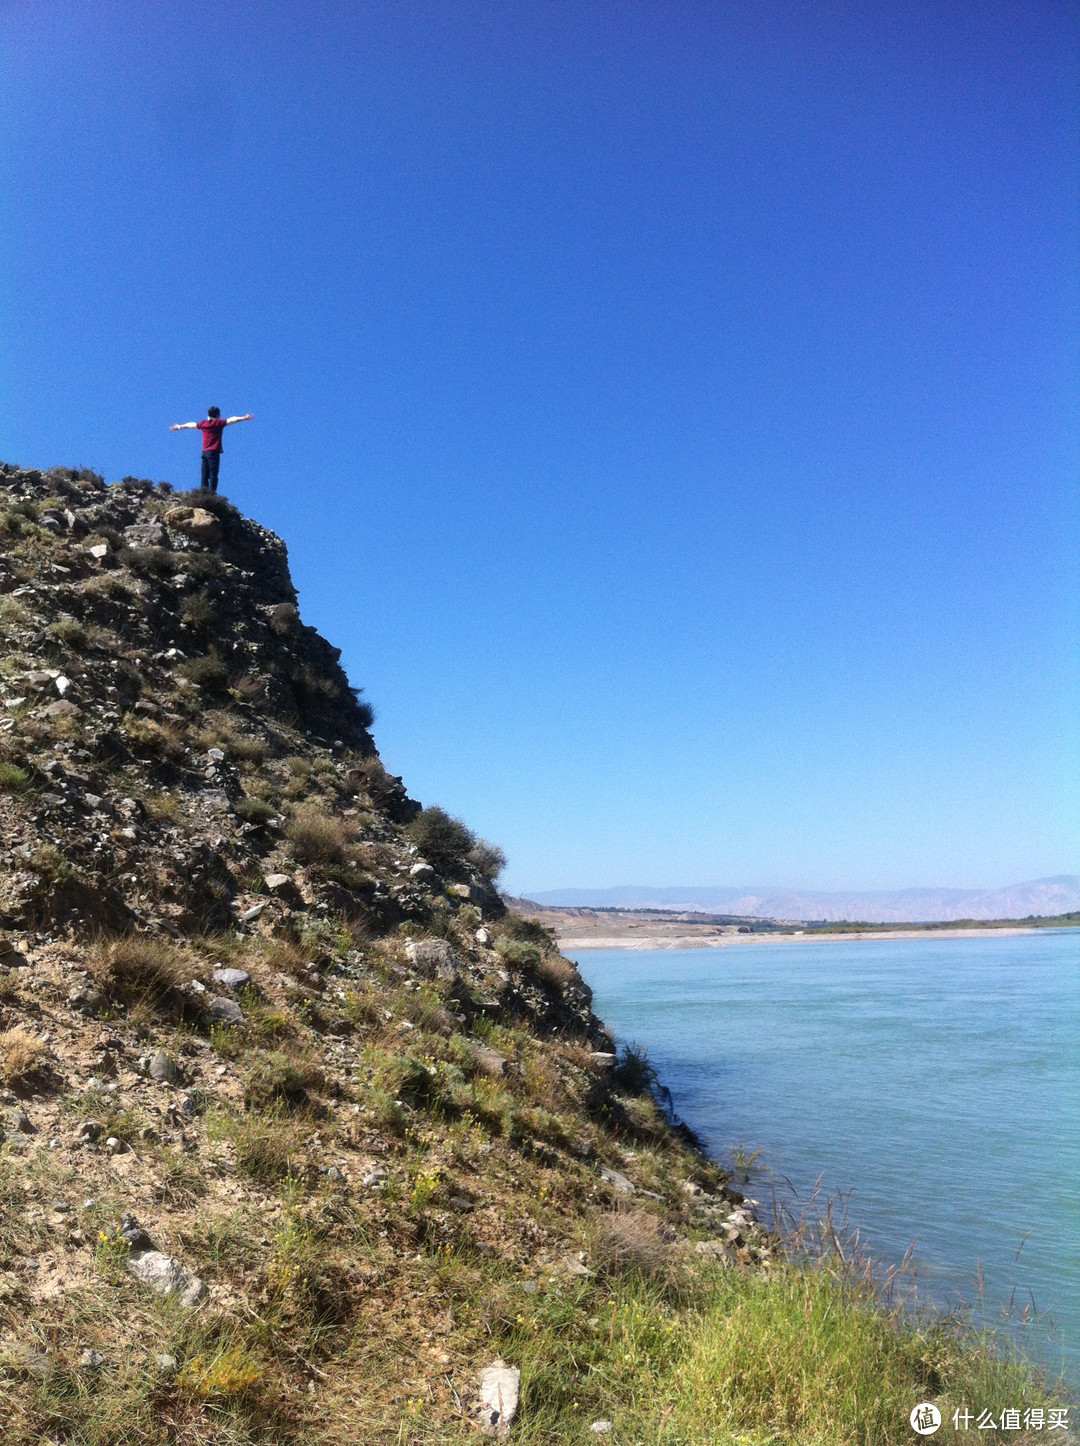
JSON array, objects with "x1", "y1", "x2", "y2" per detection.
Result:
[
  {"x1": 123, "y1": 714, "x2": 187, "y2": 760},
  {"x1": 91, "y1": 935, "x2": 188, "y2": 1004},
  {"x1": 590, "y1": 1209, "x2": 674, "y2": 1284},
  {"x1": 0, "y1": 1026, "x2": 48, "y2": 1087},
  {"x1": 286, "y1": 807, "x2": 353, "y2": 866},
  {"x1": 537, "y1": 953, "x2": 579, "y2": 989}
]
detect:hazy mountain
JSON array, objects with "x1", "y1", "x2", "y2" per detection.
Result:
[{"x1": 527, "y1": 876, "x2": 1080, "y2": 923}]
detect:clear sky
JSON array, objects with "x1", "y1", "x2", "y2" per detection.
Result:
[{"x1": 1, "y1": 1, "x2": 1077, "y2": 895}]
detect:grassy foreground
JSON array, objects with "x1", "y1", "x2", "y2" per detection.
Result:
[{"x1": 5, "y1": 1140, "x2": 1065, "y2": 1446}]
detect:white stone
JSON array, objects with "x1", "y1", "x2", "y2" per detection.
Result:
[
  {"x1": 212, "y1": 967, "x2": 250, "y2": 991},
  {"x1": 477, "y1": 1360, "x2": 520, "y2": 1438},
  {"x1": 600, "y1": 1167, "x2": 636, "y2": 1195},
  {"x1": 590, "y1": 1423, "x2": 613, "y2": 1435},
  {"x1": 127, "y1": 1251, "x2": 206, "y2": 1308}
]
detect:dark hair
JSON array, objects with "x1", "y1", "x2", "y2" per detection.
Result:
[{"x1": 207, "y1": 406, "x2": 221, "y2": 418}]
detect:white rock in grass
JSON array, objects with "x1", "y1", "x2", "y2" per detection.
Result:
[
  {"x1": 212, "y1": 967, "x2": 250, "y2": 991},
  {"x1": 600, "y1": 1167, "x2": 636, "y2": 1195},
  {"x1": 590, "y1": 1423, "x2": 614, "y2": 1436},
  {"x1": 127, "y1": 1251, "x2": 206, "y2": 1308},
  {"x1": 477, "y1": 1360, "x2": 520, "y2": 1438}
]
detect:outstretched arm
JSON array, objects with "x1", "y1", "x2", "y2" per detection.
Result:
[
  {"x1": 225, "y1": 414, "x2": 254, "y2": 425},
  {"x1": 170, "y1": 421, "x2": 199, "y2": 431}
]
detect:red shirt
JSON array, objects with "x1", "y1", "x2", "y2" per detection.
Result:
[{"x1": 196, "y1": 418, "x2": 227, "y2": 452}]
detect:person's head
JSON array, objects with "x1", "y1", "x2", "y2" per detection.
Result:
[{"x1": 207, "y1": 406, "x2": 221, "y2": 419}]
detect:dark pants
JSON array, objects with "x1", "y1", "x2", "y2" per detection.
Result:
[{"x1": 200, "y1": 451, "x2": 221, "y2": 492}]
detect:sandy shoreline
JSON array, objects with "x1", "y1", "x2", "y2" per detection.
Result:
[{"x1": 558, "y1": 925, "x2": 1046, "y2": 950}]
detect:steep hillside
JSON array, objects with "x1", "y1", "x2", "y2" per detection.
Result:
[{"x1": 0, "y1": 466, "x2": 1060, "y2": 1445}]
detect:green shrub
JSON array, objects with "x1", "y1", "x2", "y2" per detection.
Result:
[
  {"x1": 118, "y1": 545, "x2": 175, "y2": 577},
  {"x1": 497, "y1": 938, "x2": 543, "y2": 971},
  {"x1": 407, "y1": 805, "x2": 477, "y2": 876},
  {"x1": 234, "y1": 797, "x2": 277, "y2": 826},
  {"x1": 245, "y1": 1051, "x2": 324, "y2": 1113},
  {"x1": 180, "y1": 590, "x2": 217, "y2": 630},
  {"x1": 178, "y1": 655, "x2": 229, "y2": 691},
  {"x1": 184, "y1": 551, "x2": 226, "y2": 581},
  {"x1": 47, "y1": 617, "x2": 88, "y2": 649},
  {"x1": 0, "y1": 762, "x2": 31, "y2": 793},
  {"x1": 614, "y1": 1041, "x2": 660, "y2": 1096},
  {"x1": 31, "y1": 844, "x2": 77, "y2": 886}
]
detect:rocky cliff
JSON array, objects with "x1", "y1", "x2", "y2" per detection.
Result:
[{"x1": 0, "y1": 465, "x2": 765, "y2": 1444}]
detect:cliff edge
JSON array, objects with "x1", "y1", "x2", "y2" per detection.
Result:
[{"x1": 0, "y1": 466, "x2": 775, "y2": 1443}]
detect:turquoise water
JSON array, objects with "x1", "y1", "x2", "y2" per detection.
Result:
[{"x1": 570, "y1": 932, "x2": 1079, "y2": 1382}]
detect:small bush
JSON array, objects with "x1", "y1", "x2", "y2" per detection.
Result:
[
  {"x1": 177, "y1": 1345, "x2": 264, "y2": 1401},
  {"x1": 0, "y1": 763, "x2": 32, "y2": 793},
  {"x1": 0, "y1": 1026, "x2": 48, "y2": 1087},
  {"x1": 250, "y1": 938, "x2": 314, "y2": 978},
  {"x1": 47, "y1": 617, "x2": 88, "y2": 649},
  {"x1": 286, "y1": 806, "x2": 351, "y2": 866},
  {"x1": 245, "y1": 1051, "x2": 324, "y2": 1113},
  {"x1": 31, "y1": 844, "x2": 76, "y2": 886},
  {"x1": 180, "y1": 590, "x2": 217, "y2": 631},
  {"x1": 93, "y1": 936, "x2": 186, "y2": 1004},
  {"x1": 269, "y1": 602, "x2": 300, "y2": 638},
  {"x1": 118, "y1": 545, "x2": 174, "y2": 577},
  {"x1": 143, "y1": 791, "x2": 181, "y2": 823},
  {"x1": 498, "y1": 938, "x2": 544, "y2": 971},
  {"x1": 614, "y1": 1040, "x2": 660, "y2": 1096},
  {"x1": 123, "y1": 714, "x2": 186, "y2": 760},
  {"x1": 234, "y1": 1114, "x2": 300, "y2": 1182},
  {"x1": 85, "y1": 573, "x2": 132, "y2": 601},
  {"x1": 184, "y1": 551, "x2": 226, "y2": 581},
  {"x1": 234, "y1": 797, "x2": 277, "y2": 826},
  {"x1": 537, "y1": 954, "x2": 579, "y2": 990},
  {"x1": 177, "y1": 655, "x2": 229, "y2": 691},
  {"x1": 228, "y1": 734, "x2": 267, "y2": 764},
  {"x1": 407, "y1": 805, "x2": 477, "y2": 876},
  {"x1": 468, "y1": 839, "x2": 507, "y2": 880},
  {"x1": 591, "y1": 1210, "x2": 673, "y2": 1283}
]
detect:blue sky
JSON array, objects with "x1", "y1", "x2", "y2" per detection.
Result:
[{"x1": 1, "y1": 0, "x2": 1077, "y2": 894}]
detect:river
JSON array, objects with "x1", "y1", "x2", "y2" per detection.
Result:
[{"x1": 569, "y1": 930, "x2": 1079, "y2": 1383}]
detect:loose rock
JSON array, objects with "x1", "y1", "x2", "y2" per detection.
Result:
[
  {"x1": 204, "y1": 994, "x2": 244, "y2": 1025},
  {"x1": 127, "y1": 1251, "x2": 206, "y2": 1308},
  {"x1": 211, "y1": 967, "x2": 250, "y2": 991},
  {"x1": 477, "y1": 1360, "x2": 521, "y2": 1438},
  {"x1": 148, "y1": 1049, "x2": 182, "y2": 1084},
  {"x1": 600, "y1": 1167, "x2": 636, "y2": 1195}
]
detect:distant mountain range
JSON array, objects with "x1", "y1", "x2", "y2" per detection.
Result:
[{"x1": 526, "y1": 876, "x2": 1080, "y2": 924}]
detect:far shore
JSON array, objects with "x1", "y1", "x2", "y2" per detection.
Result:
[{"x1": 558, "y1": 924, "x2": 1048, "y2": 950}]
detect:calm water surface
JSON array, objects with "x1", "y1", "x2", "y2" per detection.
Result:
[{"x1": 570, "y1": 932, "x2": 1079, "y2": 1382}]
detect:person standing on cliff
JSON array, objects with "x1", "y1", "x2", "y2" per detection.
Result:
[{"x1": 170, "y1": 407, "x2": 253, "y2": 493}]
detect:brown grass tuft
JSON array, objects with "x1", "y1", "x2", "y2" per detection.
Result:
[
  {"x1": 92, "y1": 935, "x2": 187, "y2": 1004},
  {"x1": 537, "y1": 953, "x2": 579, "y2": 989},
  {"x1": 286, "y1": 806, "x2": 353, "y2": 865},
  {"x1": 591, "y1": 1209, "x2": 674, "y2": 1283},
  {"x1": 0, "y1": 1027, "x2": 48, "y2": 1087}
]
